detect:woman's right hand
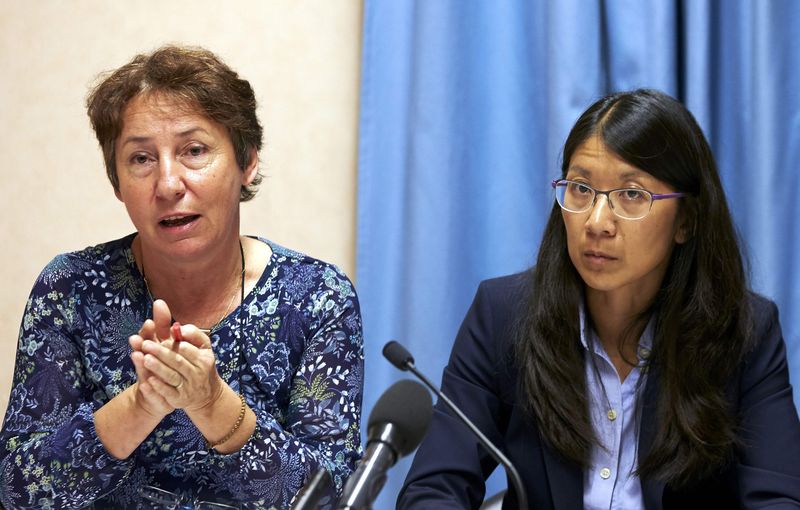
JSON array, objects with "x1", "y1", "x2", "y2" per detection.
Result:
[
  {"x1": 95, "y1": 301, "x2": 184, "y2": 458},
  {"x1": 130, "y1": 319, "x2": 175, "y2": 418}
]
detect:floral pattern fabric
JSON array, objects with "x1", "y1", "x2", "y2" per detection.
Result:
[{"x1": 0, "y1": 234, "x2": 364, "y2": 509}]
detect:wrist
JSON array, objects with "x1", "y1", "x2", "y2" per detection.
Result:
[
  {"x1": 186, "y1": 379, "x2": 227, "y2": 416},
  {"x1": 184, "y1": 384, "x2": 252, "y2": 452},
  {"x1": 130, "y1": 382, "x2": 170, "y2": 420},
  {"x1": 205, "y1": 392, "x2": 247, "y2": 450}
]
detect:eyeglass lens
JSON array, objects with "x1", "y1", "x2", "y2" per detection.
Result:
[{"x1": 555, "y1": 181, "x2": 651, "y2": 219}]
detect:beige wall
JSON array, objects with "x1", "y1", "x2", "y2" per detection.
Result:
[{"x1": 0, "y1": 1, "x2": 361, "y2": 419}]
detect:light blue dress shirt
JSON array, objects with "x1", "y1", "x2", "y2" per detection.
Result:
[{"x1": 580, "y1": 306, "x2": 653, "y2": 510}]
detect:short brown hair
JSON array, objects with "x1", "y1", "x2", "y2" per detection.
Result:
[{"x1": 86, "y1": 45, "x2": 263, "y2": 201}]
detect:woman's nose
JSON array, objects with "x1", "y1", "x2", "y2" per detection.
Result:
[
  {"x1": 585, "y1": 193, "x2": 616, "y2": 236},
  {"x1": 155, "y1": 157, "x2": 186, "y2": 199}
]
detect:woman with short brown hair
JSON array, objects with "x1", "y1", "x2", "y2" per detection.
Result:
[{"x1": 0, "y1": 45, "x2": 363, "y2": 509}]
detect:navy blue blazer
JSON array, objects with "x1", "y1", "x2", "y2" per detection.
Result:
[{"x1": 398, "y1": 273, "x2": 800, "y2": 509}]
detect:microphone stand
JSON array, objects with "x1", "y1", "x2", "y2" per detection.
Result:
[{"x1": 403, "y1": 361, "x2": 529, "y2": 510}]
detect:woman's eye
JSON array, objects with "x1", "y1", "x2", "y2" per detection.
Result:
[
  {"x1": 186, "y1": 145, "x2": 207, "y2": 157},
  {"x1": 181, "y1": 145, "x2": 211, "y2": 169},
  {"x1": 621, "y1": 189, "x2": 646, "y2": 201},
  {"x1": 131, "y1": 154, "x2": 150, "y2": 165},
  {"x1": 568, "y1": 182, "x2": 591, "y2": 194}
]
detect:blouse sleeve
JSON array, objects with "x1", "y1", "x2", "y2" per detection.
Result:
[
  {"x1": 0, "y1": 258, "x2": 133, "y2": 510},
  {"x1": 201, "y1": 265, "x2": 364, "y2": 508}
]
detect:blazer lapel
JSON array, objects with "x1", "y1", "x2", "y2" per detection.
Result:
[
  {"x1": 639, "y1": 364, "x2": 665, "y2": 509},
  {"x1": 540, "y1": 441, "x2": 583, "y2": 509},
  {"x1": 533, "y1": 367, "x2": 666, "y2": 509}
]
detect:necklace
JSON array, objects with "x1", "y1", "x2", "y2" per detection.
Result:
[{"x1": 140, "y1": 240, "x2": 246, "y2": 333}]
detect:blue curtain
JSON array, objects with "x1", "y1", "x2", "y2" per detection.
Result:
[{"x1": 356, "y1": 1, "x2": 800, "y2": 506}]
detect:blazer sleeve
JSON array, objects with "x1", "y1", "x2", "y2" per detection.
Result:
[
  {"x1": 735, "y1": 297, "x2": 800, "y2": 507},
  {"x1": 397, "y1": 276, "x2": 520, "y2": 509}
]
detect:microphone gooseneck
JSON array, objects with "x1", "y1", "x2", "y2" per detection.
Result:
[{"x1": 382, "y1": 340, "x2": 529, "y2": 510}]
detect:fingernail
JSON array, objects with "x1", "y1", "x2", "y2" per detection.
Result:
[{"x1": 172, "y1": 322, "x2": 183, "y2": 343}]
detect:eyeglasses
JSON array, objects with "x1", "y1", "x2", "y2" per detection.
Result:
[
  {"x1": 551, "y1": 179, "x2": 687, "y2": 220},
  {"x1": 138, "y1": 485, "x2": 241, "y2": 509}
]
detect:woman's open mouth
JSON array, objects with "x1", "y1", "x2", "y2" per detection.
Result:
[{"x1": 159, "y1": 215, "x2": 200, "y2": 228}]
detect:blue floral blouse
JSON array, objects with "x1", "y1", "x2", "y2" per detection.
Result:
[{"x1": 0, "y1": 234, "x2": 364, "y2": 509}]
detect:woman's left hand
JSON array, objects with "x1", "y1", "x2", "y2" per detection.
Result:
[{"x1": 140, "y1": 318, "x2": 225, "y2": 412}]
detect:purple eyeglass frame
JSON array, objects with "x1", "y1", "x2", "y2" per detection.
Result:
[{"x1": 551, "y1": 179, "x2": 688, "y2": 217}]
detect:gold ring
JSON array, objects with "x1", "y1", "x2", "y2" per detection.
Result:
[{"x1": 174, "y1": 380, "x2": 184, "y2": 390}]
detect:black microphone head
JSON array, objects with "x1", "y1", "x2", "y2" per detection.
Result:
[
  {"x1": 382, "y1": 341, "x2": 414, "y2": 371},
  {"x1": 367, "y1": 379, "x2": 432, "y2": 457}
]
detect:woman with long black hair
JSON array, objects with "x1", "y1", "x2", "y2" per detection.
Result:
[{"x1": 398, "y1": 89, "x2": 800, "y2": 509}]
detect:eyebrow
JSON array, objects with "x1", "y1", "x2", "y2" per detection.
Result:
[
  {"x1": 619, "y1": 170, "x2": 647, "y2": 180},
  {"x1": 567, "y1": 166, "x2": 591, "y2": 177},
  {"x1": 119, "y1": 127, "x2": 211, "y2": 148},
  {"x1": 567, "y1": 166, "x2": 648, "y2": 181}
]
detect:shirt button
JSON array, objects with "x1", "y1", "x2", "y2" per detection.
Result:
[
  {"x1": 607, "y1": 409, "x2": 617, "y2": 421},
  {"x1": 639, "y1": 347, "x2": 651, "y2": 359},
  {"x1": 600, "y1": 468, "x2": 611, "y2": 479}
]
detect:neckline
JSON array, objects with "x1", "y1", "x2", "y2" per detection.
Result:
[
  {"x1": 142, "y1": 240, "x2": 245, "y2": 333},
  {"x1": 578, "y1": 302, "x2": 654, "y2": 359},
  {"x1": 125, "y1": 234, "x2": 279, "y2": 333}
]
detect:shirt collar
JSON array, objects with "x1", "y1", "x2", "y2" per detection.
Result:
[{"x1": 578, "y1": 302, "x2": 654, "y2": 362}]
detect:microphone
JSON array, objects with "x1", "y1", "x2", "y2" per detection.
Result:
[
  {"x1": 336, "y1": 379, "x2": 433, "y2": 510},
  {"x1": 383, "y1": 341, "x2": 529, "y2": 510},
  {"x1": 290, "y1": 467, "x2": 332, "y2": 510}
]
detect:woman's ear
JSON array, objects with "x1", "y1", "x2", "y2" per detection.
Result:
[
  {"x1": 242, "y1": 147, "x2": 259, "y2": 185},
  {"x1": 675, "y1": 225, "x2": 688, "y2": 244},
  {"x1": 674, "y1": 209, "x2": 694, "y2": 244}
]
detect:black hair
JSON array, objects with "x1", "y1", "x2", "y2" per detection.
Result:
[{"x1": 516, "y1": 89, "x2": 752, "y2": 486}]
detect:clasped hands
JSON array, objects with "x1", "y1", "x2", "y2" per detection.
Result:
[{"x1": 129, "y1": 299, "x2": 223, "y2": 418}]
